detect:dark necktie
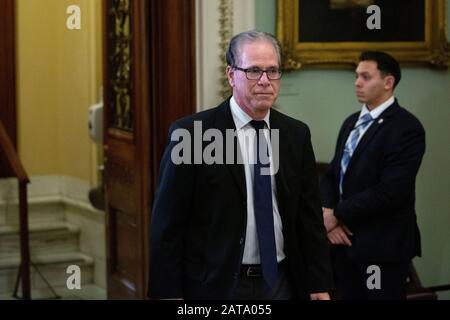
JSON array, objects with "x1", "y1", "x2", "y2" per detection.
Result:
[{"x1": 250, "y1": 120, "x2": 278, "y2": 288}]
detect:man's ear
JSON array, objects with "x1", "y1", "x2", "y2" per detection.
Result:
[
  {"x1": 384, "y1": 75, "x2": 395, "y2": 90},
  {"x1": 226, "y1": 66, "x2": 234, "y2": 87}
]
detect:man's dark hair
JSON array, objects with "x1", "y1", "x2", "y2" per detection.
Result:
[
  {"x1": 359, "y1": 51, "x2": 401, "y2": 88},
  {"x1": 226, "y1": 30, "x2": 283, "y2": 68}
]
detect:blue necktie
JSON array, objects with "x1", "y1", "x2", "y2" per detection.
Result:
[
  {"x1": 339, "y1": 113, "x2": 373, "y2": 194},
  {"x1": 250, "y1": 120, "x2": 278, "y2": 288}
]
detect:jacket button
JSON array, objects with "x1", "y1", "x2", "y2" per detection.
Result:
[{"x1": 240, "y1": 237, "x2": 244, "y2": 245}]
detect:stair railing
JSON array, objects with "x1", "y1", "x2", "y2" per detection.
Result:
[{"x1": 0, "y1": 119, "x2": 30, "y2": 299}]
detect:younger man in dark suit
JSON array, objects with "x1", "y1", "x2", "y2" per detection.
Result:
[{"x1": 320, "y1": 51, "x2": 426, "y2": 299}]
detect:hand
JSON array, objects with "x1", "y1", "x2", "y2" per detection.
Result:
[
  {"x1": 327, "y1": 224, "x2": 353, "y2": 246},
  {"x1": 310, "y1": 292, "x2": 331, "y2": 300},
  {"x1": 322, "y1": 207, "x2": 338, "y2": 232}
]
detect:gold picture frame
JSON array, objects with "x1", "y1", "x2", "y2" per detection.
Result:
[{"x1": 277, "y1": 0, "x2": 449, "y2": 70}]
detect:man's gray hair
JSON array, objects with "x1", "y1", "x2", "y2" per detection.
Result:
[{"x1": 226, "y1": 30, "x2": 282, "y2": 68}]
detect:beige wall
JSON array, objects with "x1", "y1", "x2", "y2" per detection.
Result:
[{"x1": 16, "y1": 0, "x2": 102, "y2": 184}]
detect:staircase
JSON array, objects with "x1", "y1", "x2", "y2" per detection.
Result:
[{"x1": 0, "y1": 181, "x2": 106, "y2": 299}]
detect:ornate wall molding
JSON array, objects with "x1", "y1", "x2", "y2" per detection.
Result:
[
  {"x1": 196, "y1": 0, "x2": 255, "y2": 111},
  {"x1": 218, "y1": 0, "x2": 234, "y2": 100}
]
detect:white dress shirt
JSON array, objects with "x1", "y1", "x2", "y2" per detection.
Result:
[
  {"x1": 354, "y1": 96, "x2": 395, "y2": 145},
  {"x1": 229, "y1": 96, "x2": 286, "y2": 264}
]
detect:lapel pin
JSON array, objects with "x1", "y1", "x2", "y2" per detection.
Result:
[{"x1": 378, "y1": 118, "x2": 384, "y2": 124}]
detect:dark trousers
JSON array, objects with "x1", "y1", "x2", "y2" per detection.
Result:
[
  {"x1": 332, "y1": 248, "x2": 410, "y2": 300},
  {"x1": 233, "y1": 260, "x2": 292, "y2": 300}
]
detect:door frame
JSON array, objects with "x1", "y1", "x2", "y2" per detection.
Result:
[
  {"x1": 0, "y1": 0, "x2": 17, "y2": 177},
  {"x1": 103, "y1": 0, "x2": 196, "y2": 299}
]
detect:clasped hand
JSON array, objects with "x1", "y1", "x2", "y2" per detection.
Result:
[{"x1": 322, "y1": 208, "x2": 353, "y2": 246}]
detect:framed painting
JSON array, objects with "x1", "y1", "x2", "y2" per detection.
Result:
[{"x1": 277, "y1": 0, "x2": 449, "y2": 70}]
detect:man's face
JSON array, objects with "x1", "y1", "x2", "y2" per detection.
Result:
[
  {"x1": 226, "y1": 41, "x2": 280, "y2": 119},
  {"x1": 355, "y1": 60, "x2": 394, "y2": 110}
]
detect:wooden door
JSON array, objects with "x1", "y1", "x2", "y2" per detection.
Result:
[
  {"x1": 0, "y1": 0, "x2": 17, "y2": 177},
  {"x1": 103, "y1": 0, "x2": 196, "y2": 299}
]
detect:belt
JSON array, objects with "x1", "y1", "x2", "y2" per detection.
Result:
[
  {"x1": 240, "y1": 259, "x2": 286, "y2": 277},
  {"x1": 241, "y1": 265, "x2": 263, "y2": 277}
]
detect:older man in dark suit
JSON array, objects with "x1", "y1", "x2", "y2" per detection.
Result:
[
  {"x1": 148, "y1": 30, "x2": 333, "y2": 300},
  {"x1": 320, "y1": 51, "x2": 425, "y2": 299}
]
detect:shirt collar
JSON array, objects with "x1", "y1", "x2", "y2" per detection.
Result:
[
  {"x1": 360, "y1": 96, "x2": 395, "y2": 120},
  {"x1": 230, "y1": 96, "x2": 271, "y2": 130}
]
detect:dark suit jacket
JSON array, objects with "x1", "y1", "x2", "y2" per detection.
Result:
[
  {"x1": 320, "y1": 99, "x2": 425, "y2": 262},
  {"x1": 149, "y1": 99, "x2": 333, "y2": 299}
]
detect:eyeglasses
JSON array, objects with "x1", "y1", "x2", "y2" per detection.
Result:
[{"x1": 233, "y1": 66, "x2": 282, "y2": 80}]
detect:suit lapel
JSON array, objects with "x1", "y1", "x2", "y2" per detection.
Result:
[
  {"x1": 215, "y1": 100, "x2": 246, "y2": 198},
  {"x1": 345, "y1": 102, "x2": 400, "y2": 174}
]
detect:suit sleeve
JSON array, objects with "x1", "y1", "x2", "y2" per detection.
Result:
[
  {"x1": 148, "y1": 122, "x2": 194, "y2": 299},
  {"x1": 320, "y1": 122, "x2": 349, "y2": 208},
  {"x1": 297, "y1": 125, "x2": 334, "y2": 293},
  {"x1": 335, "y1": 120, "x2": 425, "y2": 227}
]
